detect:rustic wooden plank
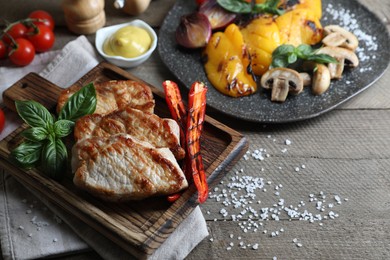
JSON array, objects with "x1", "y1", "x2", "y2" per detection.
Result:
[
  {"x1": 192, "y1": 108, "x2": 390, "y2": 259},
  {"x1": 189, "y1": 218, "x2": 390, "y2": 259}
]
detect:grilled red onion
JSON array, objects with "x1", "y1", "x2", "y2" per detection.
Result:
[
  {"x1": 175, "y1": 12, "x2": 212, "y2": 49},
  {"x1": 199, "y1": 0, "x2": 237, "y2": 30}
]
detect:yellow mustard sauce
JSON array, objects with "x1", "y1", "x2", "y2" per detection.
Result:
[{"x1": 103, "y1": 25, "x2": 152, "y2": 58}]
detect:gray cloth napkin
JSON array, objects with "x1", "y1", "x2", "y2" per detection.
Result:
[{"x1": 0, "y1": 35, "x2": 208, "y2": 260}]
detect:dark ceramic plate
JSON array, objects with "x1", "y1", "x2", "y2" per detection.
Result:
[{"x1": 158, "y1": 0, "x2": 390, "y2": 123}]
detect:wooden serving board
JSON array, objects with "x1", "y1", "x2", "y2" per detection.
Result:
[{"x1": 0, "y1": 62, "x2": 248, "y2": 259}]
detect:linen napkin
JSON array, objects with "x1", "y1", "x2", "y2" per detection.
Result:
[{"x1": 0, "y1": 35, "x2": 208, "y2": 260}]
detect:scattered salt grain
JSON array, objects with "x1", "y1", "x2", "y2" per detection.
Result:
[{"x1": 208, "y1": 136, "x2": 345, "y2": 253}]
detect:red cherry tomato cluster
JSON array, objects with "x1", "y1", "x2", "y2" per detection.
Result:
[{"x1": 0, "y1": 10, "x2": 55, "y2": 66}]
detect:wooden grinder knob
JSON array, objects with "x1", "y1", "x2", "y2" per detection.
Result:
[{"x1": 62, "y1": 0, "x2": 106, "y2": 35}]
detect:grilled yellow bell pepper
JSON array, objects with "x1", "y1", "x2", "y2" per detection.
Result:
[
  {"x1": 203, "y1": 23, "x2": 257, "y2": 97},
  {"x1": 275, "y1": 8, "x2": 322, "y2": 46},
  {"x1": 203, "y1": 0, "x2": 323, "y2": 97},
  {"x1": 241, "y1": 0, "x2": 323, "y2": 76},
  {"x1": 241, "y1": 15, "x2": 282, "y2": 75}
]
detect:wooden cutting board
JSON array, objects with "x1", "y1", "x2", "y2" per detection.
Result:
[{"x1": 0, "y1": 62, "x2": 248, "y2": 259}]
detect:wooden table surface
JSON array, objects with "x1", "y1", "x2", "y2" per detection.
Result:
[{"x1": 1, "y1": 0, "x2": 390, "y2": 259}]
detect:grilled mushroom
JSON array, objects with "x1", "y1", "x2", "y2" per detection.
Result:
[
  {"x1": 261, "y1": 68, "x2": 304, "y2": 102},
  {"x1": 317, "y1": 46, "x2": 359, "y2": 79},
  {"x1": 303, "y1": 62, "x2": 331, "y2": 95},
  {"x1": 322, "y1": 25, "x2": 359, "y2": 51},
  {"x1": 311, "y1": 64, "x2": 331, "y2": 95},
  {"x1": 300, "y1": 72, "x2": 312, "y2": 87}
]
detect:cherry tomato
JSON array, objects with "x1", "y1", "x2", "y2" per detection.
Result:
[
  {"x1": 26, "y1": 25, "x2": 55, "y2": 52},
  {"x1": 28, "y1": 10, "x2": 55, "y2": 31},
  {"x1": 0, "y1": 40, "x2": 6, "y2": 59},
  {"x1": 0, "y1": 108, "x2": 5, "y2": 133},
  {"x1": 2, "y1": 22, "x2": 28, "y2": 45},
  {"x1": 8, "y1": 38, "x2": 35, "y2": 66}
]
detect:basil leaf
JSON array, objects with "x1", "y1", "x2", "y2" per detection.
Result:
[
  {"x1": 217, "y1": 0, "x2": 252, "y2": 13},
  {"x1": 254, "y1": 0, "x2": 284, "y2": 16},
  {"x1": 53, "y1": 119, "x2": 75, "y2": 138},
  {"x1": 15, "y1": 100, "x2": 54, "y2": 128},
  {"x1": 11, "y1": 141, "x2": 43, "y2": 168},
  {"x1": 218, "y1": 0, "x2": 283, "y2": 15},
  {"x1": 41, "y1": 138, "x2": 68, "y2": 180},
  {"x1": 273, "y1": 44, "x2": 295, "y2": 57},
  {"x1": 271, "y1": 44, "x2": 338, "y2": 68},
  {"x1": 296, "y1": 44, "x2": 313, "y2": 58},
  {"x1": 271, "y1": 56, "x2": 288, "y2": 68},
  {"x1": 21, "y1": 127, "x2": 48, "y2": 142},
  {"x1": 307, "y1": 54, "x2": 338, "y2": 64},
  {"x1": 287, "y1": 53, "x2": 298, "y2": 64},
  {"x1": 58, "y1": 82, "x2": 97, "y2": 122}
]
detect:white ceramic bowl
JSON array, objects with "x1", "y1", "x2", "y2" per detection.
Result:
[{"x1": 95, "y1": 20, "x2": 157, "y2": 68}]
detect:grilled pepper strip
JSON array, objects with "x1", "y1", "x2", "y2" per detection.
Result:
[
  {"x1": 163, "y1": 80, "x2": 187, "y2": 129},
  {"x1": 186, "y1": 81, "x2": 208, "y2": 203},
  {"x1": 163, "y1": 80, "x2": 187, "y2": 149}
]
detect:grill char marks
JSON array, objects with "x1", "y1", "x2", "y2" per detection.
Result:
[
  {"x1": 72, "y1": 134, "x2": 188, "y2": 202},
  {"x1": 57, "y1": 80, "x2": 155, "y2": 115},
  {"x1": 74, "y1": 106, "x2": 185, "y2": 160}
]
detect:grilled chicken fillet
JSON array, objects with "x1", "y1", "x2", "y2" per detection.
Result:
[
  {"x1": 57, "y1": 80, "x2": 155, "y2": 115},
  {"x1": 72, "y1": 134, "x2": 188, "y2": 201},
  {"x1": 74, "y1": 106, "x2": 186, "y2": 160}
]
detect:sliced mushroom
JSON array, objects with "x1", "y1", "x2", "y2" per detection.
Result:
[
  {"x1": 260, "y1": 68, "x2": 304, "y2": 102},
  {"x1": 322, "y1": 25, "x2": 359, "y2": 51},
  {"x1": 299, "y1": 72, "x2": 312, "y2": 87},
  {"x1": 303, "y1": 62, "x2": 331, "y2": 95},
  {"x1": 317, "y1": 46, "x2": 359, "y2": 79},
  {"x1": 311, "y1": 64, "x2": 331, "y2": 95}
]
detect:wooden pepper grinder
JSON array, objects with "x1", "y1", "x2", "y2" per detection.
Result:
[{"x1": 62, "y1": 0, "x2": 106, "y2": 35}]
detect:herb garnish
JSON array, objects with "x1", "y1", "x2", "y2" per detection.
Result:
[
  {"x1": 271, "y1": 44, "x2": 338, "y2": 68},
  {"x1": 217, "y1": 0, "x2": 285, "y2": 16},
  {"x1": 11, "y1": 82, "x2": 97, "y2": 180}
]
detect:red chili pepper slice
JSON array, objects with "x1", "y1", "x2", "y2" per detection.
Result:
[
  {"x1": 167, "y1": 193, "x2": 181, "y2": 203},
  {"x1": 162, "y1": 80, "x2": 187, "y2": 130},
  {"x1": 163, "y1": 80, "x2": 187, "y2": 152},
  {"x1": 186, "y1": 81, "x2": 208, "y2": 203},
  {"x1": 163, "y1": 80, "x2": 209, "y2": 203}
]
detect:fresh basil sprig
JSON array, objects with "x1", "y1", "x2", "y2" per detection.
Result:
[
  {"x1": 271, "y1": 44, "x2": 338, "y2": 68},
  {"x1": 217, "y1": 0, "x2": 284, "y2": 16},
  {"x1": 11, "y1": 82, "x2": 97, "y2": 180}
]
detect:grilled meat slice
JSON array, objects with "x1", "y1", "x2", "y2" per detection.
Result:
[
  {"x1": 74, "y1": 106, "x2": 186, "y2": 160},
  {"x1": 57, "y1": 80, "x2": 155, "y2": 115},
  {"x1": 72, "y1": 134, "x2": 188, "y2": 201}
]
